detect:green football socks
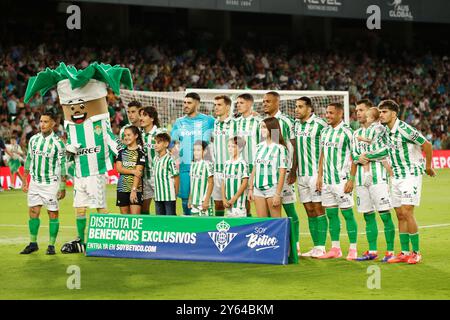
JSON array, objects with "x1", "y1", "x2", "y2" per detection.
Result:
[
  {"x1": 326, "y1": 207, "x2": 340, "y2": 242},
  {"x1": 341, "y1": 208, "x2": 358, "y2": 244},
  {"x1": 29, "y1": 217, "x2": 40, "y2": 243},
  {"x1": 364, "y1": 212, "x2": 378, "y2": 251},
  {"x1": 77, "y1": 216, "x2": 87, "y2": 243},
  {"x1": 49, "y1": 218, "x2": 60, "y2": 246},
  {"x1": 307, "y1": 216, "x2": 319, "y2": 247},
  {"x1": 410, "y1": 233, "x2": 420, "y2": 253},
  {"x1": 316, "y1": 214, "x2": 328, "y2": 247},
  {"x1": 380, "y1": 211, "x2": 395, "y2": 252},
  {"x1": 399, "y1": 233, "x2": 410, "y2": 254},
  {"x1": 283, "y1": 203, "x2": 299, "y2": 247}
]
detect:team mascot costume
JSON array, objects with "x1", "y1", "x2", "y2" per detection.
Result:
[{"x1": 24, "y1": 62, "x2": 133, "y2": 253}]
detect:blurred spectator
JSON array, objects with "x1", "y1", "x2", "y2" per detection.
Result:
[
  {"x1": 0, "y1": 41, "x2": 449, "y2": 152},
  {"x1": 433, "y1": 133, "x2": 442, "y2": 150},
  {"x1": 441, "y1": 133, "x2": 450, "y2": 150},
  {"x1": 5, "y1": 132, "x2": 24, "y2": 189}
]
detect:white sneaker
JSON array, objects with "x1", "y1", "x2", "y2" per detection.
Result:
[
  {"x1": 312, "y1": 247, "x2": 326, "y2": 258},
  {"x1": 301, "y1": 248, "x2": 315, "y2": 257}
]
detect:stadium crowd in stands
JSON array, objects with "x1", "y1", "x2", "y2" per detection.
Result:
[{"x1": 0, "y1": 42, "x2": 449, "y2": 156}]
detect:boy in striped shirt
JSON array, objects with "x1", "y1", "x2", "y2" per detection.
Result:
[
  {"x1": 222, "y1": 137, "x2": 249, "y2": 218},
  {"x1": 189, "y1": 140, "x2": 214, "y2": 216},
  {"x1": 21, "y1": 112, "x2": 66, "y2": 255},
  {"x1": 289, "y1": 97, "x2": 329, "y2": 258},
  {"x1": 139, "y1": 106, "x2": 160, "y2": 214},
  {"x1": 374, "y1": 100, "x2": 435, "y2": 264},
  {"x1": 317, "y1": 103, "x2": 358, "y2": 260},
  {"x1": 152, "y1": 132, "x2": 179, "y2": 215}
]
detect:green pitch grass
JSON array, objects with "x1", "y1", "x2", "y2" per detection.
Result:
[{"x1": 1, "y1": 170, "x2": 449, "y2": 300}]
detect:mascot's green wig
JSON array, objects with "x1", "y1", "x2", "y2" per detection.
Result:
[{"x1": 24, "y1": 62, "x2": 133, "y2": 104}]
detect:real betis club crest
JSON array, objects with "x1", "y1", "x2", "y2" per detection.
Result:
[
  {"x1": 94, "y1": 124, "x2": 102, "y2": 135},
  {"x1": 208, "y1": 221, "x2": 237, "y2": 253}
]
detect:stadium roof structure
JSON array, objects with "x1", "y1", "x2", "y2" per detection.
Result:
[{"x1": 72, "y1": 0, "x2": 450, "y2": 24}]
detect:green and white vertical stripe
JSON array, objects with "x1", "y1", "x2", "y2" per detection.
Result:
[
  {"x1": 385, "y1": 119, "x2": 426, "y2": 179},
  {"x1": 292, "y1": 114, "x2": 327, "y2": 177},
  {"x1": 273, "y1": 111, "x2": 294, "y2": 169},
  {"x1": 233, "y1": 115, "x2": 261, "y2": 171},
  {"x1": 320, "y1": 121, "x2": 353, "y2": 185},
  {"x1": 253, "y1": 142, "x2": 288, "y2": 191},
  {"x1": 25, "y1": 132, "x2": 66, "y2": 184},
  {"x1": 351, "y1": 123, "x2": 389, "y2": 186},
  {"x1": 213, "y1": 117, "x2": 234, "y2": 173},
  {"x1": 190, "y1": 160, "x2": 214, "y2": 207},
  {"x1": 142, "y1": 126, "x2": 158, "y2": 178},
  {"x1": 65, "y1": 114, "x2": 118, "y2": 178},
  {"x1": 224, "y1": 158, "x2": 249, "y2": 209},
  {"x1": 153, "y1": 152, "x2": 179, "y2": 201}
]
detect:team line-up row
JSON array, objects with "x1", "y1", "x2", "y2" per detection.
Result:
[{"x1": 21, "y1": 92, "x2": 435, "y2": 264}]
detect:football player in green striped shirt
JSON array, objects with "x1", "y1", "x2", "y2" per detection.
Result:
[
  {"x1": 374, "y1": 100, "x2": 435, "y2": 264},
  {"x1": 263, "y1": 92, "x2": 300, "y2": 253},
  {"x1": 212, "y1": 95, "x2": 234, "y2": 217},
  {"x1": 152, "y1": 132, "x2": 179, "y2": 215},
  {"x1": 120, "y1": 100, "x2": 142, "y2": 143},
  {"x1": 189, "y1": 140, "x2": 214, "y2": 216},
  {"x1": 248, "y1": 117, "x2": 288, "y2": 218},
  {"x1": 139, "y1": 106, "x2": 160, "y2": 214},
  {"x1": 222, "y1": 136, "x2": 249, "y2": 218},
  {"x1": 20, "y1": 112, "x2": 66, "y2": 255},
  {"x1": 352, "y1": 99, "x2": 395, "y2": 262},
  {"x1": 316, "y1": 102, "x2": 358, "y2": 260},
  {"x1": 288, "y1": 96, "x2": 329, "y2": 258},
  {"x1": 234, "y1": 93, "x2": 261, "y2": 216},
  {"x1": 234, "y1": 93, "x2": 261, "y2": 174}
]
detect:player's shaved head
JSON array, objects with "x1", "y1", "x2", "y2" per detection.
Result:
[
  {"x1": 263, "y1": 92, "x2": 280, "y2": 117},
  {"x1": 266, "y1": 91, "x2": 280, "y2": 100}
]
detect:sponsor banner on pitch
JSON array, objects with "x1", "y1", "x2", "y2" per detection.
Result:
[{"x1": 86, "y1": 214, "x2": 293, "y2": 265}]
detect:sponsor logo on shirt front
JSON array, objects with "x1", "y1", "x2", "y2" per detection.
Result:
[
  {"x1": 294, "y1": 130, "x2": 312, "y2": 138},
  {"x1": 255, "y1": 158, "x2": 272, "y2": 165},
  {"x1": 31, "y1": 149, "x2": 54, "y2": 158},
  {"x1": 77, "y1": 146, "x2": 101, "y2": 155},
  {"x1": 321, "y1": 141, "x2": 339, "y2": 148}
]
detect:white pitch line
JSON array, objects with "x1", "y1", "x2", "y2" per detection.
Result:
[
  {"x1": 0, "y1": 224, "x2": 76, "y2": 229},
  {"x1": 0, "y1": 237, "x2": 30, "y2": 244},
  {"x1": 299, "y1": 223, "x2": 450, "y2": 235},
  {"x1": 1, "y1": 223, "x2": 449, "y2": 235}
]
